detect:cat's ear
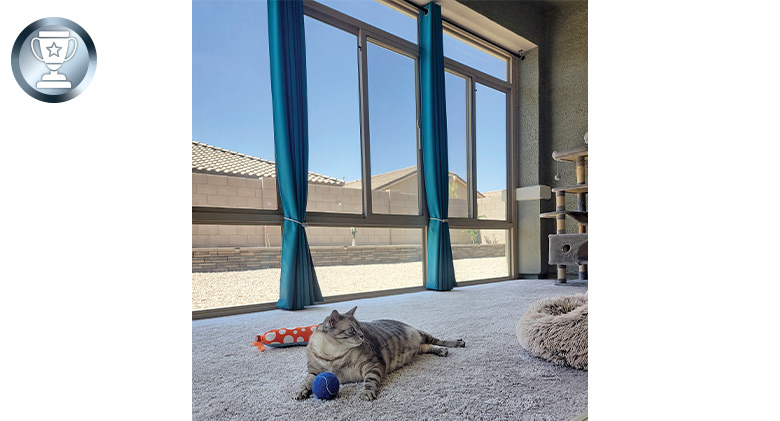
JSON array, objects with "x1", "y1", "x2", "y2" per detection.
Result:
[
  {"x1": 328, "y1": 309, "x2": 340, "y2": 327},
  {"x1": 346, "y1": 306, "x2": 357, "y2": 316}
]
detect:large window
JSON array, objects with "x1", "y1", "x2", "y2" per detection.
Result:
[
  {"x1": 443, "y1": 32, "x2": 507, "y2": 81},
  {"x1": 367, "y1": 41, "x2": 419, "y2": 216},
  {"x1": 193, "y1": 0, "x2": 517, "y2": 313},
  {"x1": 311, "y1": 227, "x2": 423, "y2": 297},
  {"x1": 317, "y1": 0, "x2": 417, "y2": 43},
  {"x1": 192, "y1": 0, "x2": 281, "y2": 213},
  {"x1": 446, "y1": 71, "x2": 468, "y2": 219},
  {"x1": 443, "y1": 26, "x2": 513, "y2": 278},
  {"x1": 304, "y1": 16, "x2": 363, "y2": 214},
  {"x1": 192, "y1": 224, "x2": 282, "y2": 310},
  {"x1": 475, "y1": 83, "x2": 508, "y2": 221},
  {"x1": 193, "y1": 0, "x2": 275, "y2": 158},
  {"x1": 452, "y1": 229, "x2": 509, "y2": 282}
]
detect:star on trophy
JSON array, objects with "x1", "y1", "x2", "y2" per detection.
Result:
[{"x1": 31, "y1": 30, "x2": 77, "y2": 89}]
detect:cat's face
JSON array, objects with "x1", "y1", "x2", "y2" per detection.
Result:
[{"x1": 319, "y1": 306, "x2": 364, "y2": 348}]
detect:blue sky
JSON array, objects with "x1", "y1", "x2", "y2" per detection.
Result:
[{"x1": 193, "y1": 0, "x2": 507, "y2": 192}]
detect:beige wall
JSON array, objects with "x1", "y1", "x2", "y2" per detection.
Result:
[
  {"x1": 384, "y1": 176, "x2": 419, "y2": 195},
  {"x1": 192, "y1": 225, "x2": 282, "y2": 248},
  {"x1": 307, "y1": 184, "x2": 362, "y2": 213},
  {"x1": 371, "y1": 189, "x2": 418, "y2": 215},
  {"x1": 477, "y1": 191, "x2": 507, "y2": 244},
  {"x1": 384, "y1": 175, "x2": 468, "y2": 201},
  {"x1": 192, "y1": 172, "x2": 506, "y2": 247},
  {"x1": 192, "y1": 173, "x2": 277, "y2": 209}
]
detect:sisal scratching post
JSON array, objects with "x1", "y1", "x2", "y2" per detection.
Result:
[
  {"x1": 575, "y1": 156, "x2": 587, "y2": 281},
  {"x1": 555, "y1": 191, "x2": 567, "y2": 284},
  {"x1": 543, "y1": 144, "x2": 588, "y2": 286}
]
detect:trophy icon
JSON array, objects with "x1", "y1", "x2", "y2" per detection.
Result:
[{"x1": 30, "y1": 30, "x2": 77, "y2": 89}]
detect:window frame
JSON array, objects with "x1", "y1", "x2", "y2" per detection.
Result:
[
  {"x1": 192, "y1": 0, "x2": 520, "y2": 317},
  {"x1": 442, "y1": 22, "x2": 516, "y2": 278}
]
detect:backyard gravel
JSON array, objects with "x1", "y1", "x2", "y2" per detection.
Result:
[{"x1": 192, "y1": 256, "x2": 508, "y2": 310}]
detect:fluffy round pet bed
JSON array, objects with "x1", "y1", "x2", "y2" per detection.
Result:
[{"x1": 516, "y1": 292, "x2": 588, "y2": 370}]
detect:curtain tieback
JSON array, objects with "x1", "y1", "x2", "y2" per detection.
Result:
[
  {"x1": 430, "y1": 217, "x2": 448, "y2": 224},
  {"x1": 284, "y1": 217, "x2": 308, "y2": 228}
]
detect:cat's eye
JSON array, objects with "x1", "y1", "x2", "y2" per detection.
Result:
[{"x1": 348, "y1": 327, "x2": 355, "y2": 334}]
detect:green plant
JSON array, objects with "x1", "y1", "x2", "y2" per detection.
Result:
[
  {"x1": 466, "y1": 228, "x2": 479, "y2": 245},
  {"x1": 449, "y1": 181, "x2": 460, "y2": 198},
  {"x1": 465, "y1": 215, "x2": 486, "y2": 245}
]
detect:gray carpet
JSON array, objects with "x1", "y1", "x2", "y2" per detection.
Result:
[{"x1": 192, "y1": 279, "x2": 588, "y2": 420}]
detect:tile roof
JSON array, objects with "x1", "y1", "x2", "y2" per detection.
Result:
[{"x1": 192, "y1": 141, "x2": 343, "y2": 186}]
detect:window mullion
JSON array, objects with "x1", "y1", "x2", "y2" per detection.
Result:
[
  {"x1": 444, "y1": 57, "x2": 510, "y2": 92},
  {"x1": 357, "y1": 29, "x2": 373, "y2": 219},
  {"x1": 467, "y1": 76, "x2": 477, "y2": 220},
  {"x1": 415, "y1": 58, "x2": 426, "y2": 220}
]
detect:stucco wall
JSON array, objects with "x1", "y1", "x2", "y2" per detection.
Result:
[
  {"x1": 546, "y1": 2, "x2": 588, "y2": 277},
  {"x1": 384, "y1": 176, "x2": 419, "y2": 195},
  {"x1": 546, "y1": 1, "x2": 588, "y2": 202}
]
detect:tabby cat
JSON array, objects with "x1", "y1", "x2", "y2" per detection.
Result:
[{"x1": 295, "y1": 306, "x2": 465, "y2": 401}]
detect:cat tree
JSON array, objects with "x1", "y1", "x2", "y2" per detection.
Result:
[{"x1": 540, "y1": 136, "x2": 588, "y2": 285}]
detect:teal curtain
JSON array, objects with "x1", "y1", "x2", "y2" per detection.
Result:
[
  {"x1": 419, "y1": 2, "x2": 457, "y2": 291},
  {"x1": 267, "y1": 0, "x2": 322, "y2": 310}
]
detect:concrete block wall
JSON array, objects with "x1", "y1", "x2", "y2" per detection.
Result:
[
  {"x1": 192, "y1": 248, "x2": 282, "y2": 272},
  {"x1": 193, "y1": 173, "x2": 507, "y2": 247},
  {"x1": 192, "y1": 225, "x2": 282, "y2": 248},
  {"x1": 310, "y1": 245, "x2": 422, "y2": 267},
  {"x1": 448, "y1": 197, "x2": 468, "y2": 218},
  {"x1": 370, "y1": 189, "x2": 418, "y2": 215},
  {"x1": 477, "y1": 191, "x2": 508, "y2": 244},
  {"x1": 193, "y1": 174, "x2": 419, "y2": 216},
  {"x1": 307, "y1": 227, "x2": 422, "y2": 247},
  {"x1": 307, "y1": 184, "x2": 362, "y2": 213},
  {"x1": 191, "y1": 222, "x2": 502, "y2": 248},
  {"x1": 192, "y1": 173, "x2": 278, "y2": 210}
]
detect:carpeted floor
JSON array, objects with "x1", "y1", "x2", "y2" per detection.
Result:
[{"x1": 192, "y1": 279, "x2": 588, "y2": 420}]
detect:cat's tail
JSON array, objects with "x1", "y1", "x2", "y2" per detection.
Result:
[{"x1": 420, "y1": 331, "x2": 465, "y2": 348}]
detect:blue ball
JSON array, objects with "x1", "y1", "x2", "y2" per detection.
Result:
[{"x1": 312, "y1": 372, "x2": 340, "y2": 400}]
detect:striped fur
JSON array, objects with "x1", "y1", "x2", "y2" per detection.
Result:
[{"x1": 294, "y1": 306, "x2": 465, "y2": 401}]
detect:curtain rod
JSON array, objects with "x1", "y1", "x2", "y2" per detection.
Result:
[
  {"x1": 402, "y1": 0, "x2": 522, "y2": 57},
  {"x1": 383, "y1": 0, "x2": 523, "y2": 58},
  {"x1": 380, "y1": 0, "x2": 430, "y2": 15}
]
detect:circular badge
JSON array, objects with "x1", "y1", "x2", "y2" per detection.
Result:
[{"x1": 11, "y1": 17, "x2": 97, "y2": 103}]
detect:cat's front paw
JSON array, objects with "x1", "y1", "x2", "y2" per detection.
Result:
[
  {"x1": 294, "y1": 388, "x2": 312, "y2": 400},
  {"x1": 455, "y1": 339, "x2": 466, "y2": 347},
  {"x1": 360, "y1": 389, "x2": 377, "y2": 401}
]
